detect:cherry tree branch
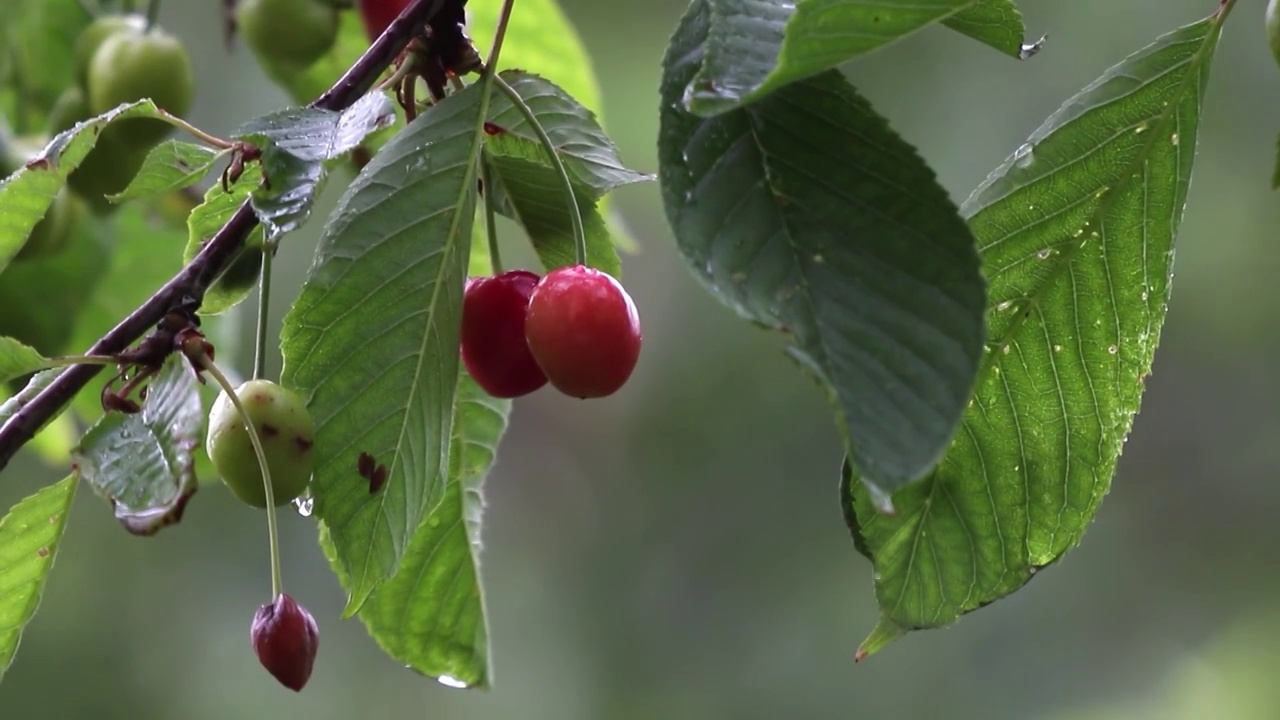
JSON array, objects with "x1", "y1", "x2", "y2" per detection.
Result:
[{"x1": 0, "y1": 0, "x2": 447, "y2": 473}]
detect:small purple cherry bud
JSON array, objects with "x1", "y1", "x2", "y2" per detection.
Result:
[{"x1": 250, "y1": 593, "x2": 319, "y2": 692}]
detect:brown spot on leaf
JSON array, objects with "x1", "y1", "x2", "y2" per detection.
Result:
[
  {"x1": 260, "y1": 423, "x2": 280, "y2": 438},
  {"x1": 24, "y1": 158, "x2": 52, "y2": 171},
  {"x1": 36, "y1": 547, "x2": 49, "y2": 558},
  {"x1": 483, "y1": 121, "x2": 505, "y2": 136},
  {"x1": 357, "y1": 452, "x2": 375, "y2": 479},
  {"x1": 370, "y1": 464, "x2": 388, "y2": 495}
]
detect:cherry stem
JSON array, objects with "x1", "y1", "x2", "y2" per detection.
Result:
[
  {"x1": 375, "y1": 57, "x2": 417, "y2": 94},
  {"x1": 157, "y1": 111, "x2": 236, "y2": 150},
  {"x1": 490, "y1": 74, "x2": 586, "y2": 267},
  {"x1": 484, "y1": 0, "x2": 518, "y2": 70},
  {"x1": 452, "y1": 0, "x2": 518, "y2": 279},
  {"x1": 43, "y1": 354, "x2": 118, "y2": 369},
  {"x1": 196, "y1": 353, "x2": 284, "y2": 598},
  {"x1": 252, "y1": 240, "x2": 274, "y2": 381},
  {"x1": 480, "y1": 157, "x2": 503, "y2": 275},
  {"x1": 143, "y1": 0, "x2": 161, "y2": 31}
]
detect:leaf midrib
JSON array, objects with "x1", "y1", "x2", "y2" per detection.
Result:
[{"x1": 865, "y1": 14, "x2": 1222, "y2": 618}]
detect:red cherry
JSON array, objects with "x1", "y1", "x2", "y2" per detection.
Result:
[
  {"x1": 460, "y1": 270, "x2": 548, "y2": 398},
  {"x1": 357, "y1": 0, "x2": 411, "y2": 41},
  {"x1": 524, "y1": 266, "x2": 642, "y2": 399},
  {"x1": 251, "y1": 593, "x2": 319, "y2": 692}
]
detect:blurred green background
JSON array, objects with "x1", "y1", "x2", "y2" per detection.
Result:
[{"x1": 3, "y1": 0, "x2": 1280, "y2": 718}]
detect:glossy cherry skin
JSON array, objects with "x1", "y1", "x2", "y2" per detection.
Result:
[
  {"x1": 524, "y1": 266, "x2": 642, "y2": 399},
  {"x1": 460, "y1": 270, "x2": 548, "y2": 398},
  {"x1": 357, "y1": 0, "x2": 411, "y2": 41},
  {"x1": 251, "y1": 593, "x2": 319, "y2": 692}
]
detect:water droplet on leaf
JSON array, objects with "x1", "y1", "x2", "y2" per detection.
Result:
[
  {"x1": 437, "y1": 674, "x2": 469, "y2": 689},
  {"x1": 1013, "y1": 143, "x2": 1035, "y2": 168}
]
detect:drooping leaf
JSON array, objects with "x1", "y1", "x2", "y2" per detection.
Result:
[
  {"x1": 0, "y1": 337, "x2": 49, "y2": 380},
  {"x1": 322, "y1": 371, "x2": 510, "y2": 687},
  {"x1": 72, "y1": 356, "x2": 202, "y2": 536},
  {"x1": 659, "y1": 0, "x2": 987, "y2": 500},
  {"x1": 467, "y1": 1, "x2": 645, "y2": 251},
  {"x1": 943, "y1": 1, "x2": 1040, "y2": 60},
  {"x1": 844, "y1": 12, "x2": 1226, "y2": 658},
  {"x1": 0, "y1": 474, "x2": 77, "y2": 684},
  {"x1": 107, "y1": 141, "x2": 225, "y2": 203},
  {"x1": 233, "y1": 92, "x2": 397, "y2": 238},
  {"x1": 0, "y1": 100, "x2": 170, "y2": 272},
  {"x1": 280, "y1": 82, "x2": 487, "y2": 614},
  {"x1": 482, "y1": 136, "x2": 620, "y2": 278},
  {"x1": 183, "y1": 164, "x2": 266, "y2": 316},
  {"x1": 487, "y1": 71, "x2": 652, "y2": 202},
  {"x1": 685, "y1": 0, "x2": 1030, "y2": 116}
]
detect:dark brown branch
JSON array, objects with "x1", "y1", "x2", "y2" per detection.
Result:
[{"x1": 0, "y1": 0, "x2": 447, "y2": 472}]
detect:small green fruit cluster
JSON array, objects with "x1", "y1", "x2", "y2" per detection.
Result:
[
  {"x1": 236, "y1": 0, "x2": 339, "y2": 80},
  {"x1": 206, "y1": 380, "x2": 315, "y2": 508},
  {"x1": 52, "y1": 14, "x2": 195, "y2": 215}
]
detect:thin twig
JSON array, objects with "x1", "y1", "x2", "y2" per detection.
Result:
[{"x1": 0, "y1": 0, "x2": 449, "y2": 473}]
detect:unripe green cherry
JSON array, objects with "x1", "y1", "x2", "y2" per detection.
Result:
[
  {"x1": 86, "y1": 26, "x2": 194, "y2": 148},
  {"x1": 206, "y1": 380, "x2": 315, "y2": 508},
  {"x1": 236, "y1": 0, "x2": 339, "y2": 77},
  {"x1": 74, "y1": 14, "x2": 147, "y2": 87}
]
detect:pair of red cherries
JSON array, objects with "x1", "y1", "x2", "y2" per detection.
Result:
[{"x1": 461, "y1": 265, "x2": 643, "y2": 399}]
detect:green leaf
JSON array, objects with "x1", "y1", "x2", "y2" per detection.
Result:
[
  {"x1": 323, "y1": 371, "x2": 511, "y2": 687},
  {"x1": 468, "y1": 0, "x2": 643, "y2": 252},
  {"x1": 482, "y1": 136, "x2": 621, "y2": 278},
  {"x1": 0, "y1": 99, "x2": 169, "y2": 273},
  {"x1": 685, "y1": 0, "x2": 1029, "y2": 116},
  {"x1": 234, "y1": 92, "x2": 397, "y2": 238},
  {"x1": 107, "y1": 141, "x2": 224, "y2": 204},
  {"x1": 72, "y1": 356, "x2": 201, "y2": 537},
  {"x1": 659, "y1": 0, "x2": 987, "y2": 498},
  {"x1": 0, "y1": 474, "x2": 77, "y2": 684},
  {"x1": 488, "y1": 71, "x2": 652, "y2": 202},
  {"x1": 0, "y1": 337, "x2": 48, "y2": 381},
  {"x1": 184, "y1": 164, "x2": 266, "y2": 316},
  {"x1": 943, "y1": 1, "x2": 1040, "y2": 60},
  {"x1": 280, "y1": 83, "x2": 487, "y2": 614},
  {"x1": 844, "y1": 13, "x2": 1226, "y2": 658}
]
